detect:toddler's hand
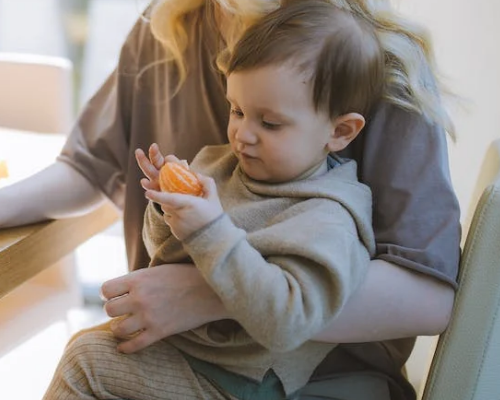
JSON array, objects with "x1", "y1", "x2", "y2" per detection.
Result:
[
  {"x1": 135, "y1": 143, "x2": 186, "y2": 192},
  {"x1": 145, "y1": 174, "x2": 223, "y2": 241},
  {"x1": 135, "y1": 143, "x2": 164, "y2": 191}
]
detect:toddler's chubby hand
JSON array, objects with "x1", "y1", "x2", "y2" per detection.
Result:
[
  {"x1": 135, "y1": 143, "x2": 165, "y2": 192},
  {"x1": 145, "y1": 173, "x2": 223, "y2": 241},
  {"x1": 136, "y1": 143, "x2": 223, "y2": 240},
  {"x1": 135, "y1": 143, "x2": 186, "y2": 191}
]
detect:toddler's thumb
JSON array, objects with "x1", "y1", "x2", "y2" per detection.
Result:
[{"x1": 197, "y1": 174, "x2": 217, "y2": 197}]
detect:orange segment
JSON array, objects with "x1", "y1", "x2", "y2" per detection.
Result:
[{"x1": 159, "y1": 162, "x2": 203, "y2": 196}]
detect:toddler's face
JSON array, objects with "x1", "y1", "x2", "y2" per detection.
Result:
[{"x1": 226, "y1": 64, "x2": 334, "y2": 183}]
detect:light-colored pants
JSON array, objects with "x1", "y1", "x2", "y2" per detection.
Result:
[
  {"x1": 42, "y1": 322, "x2": 236, "y2": 400},
  {"x1": 43, "y1": 322, "x2": 391, "y2": 400}
]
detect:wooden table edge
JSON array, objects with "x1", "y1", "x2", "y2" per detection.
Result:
[{"x1": 0, "y1": 202, "x2": 120, "y2": 299}]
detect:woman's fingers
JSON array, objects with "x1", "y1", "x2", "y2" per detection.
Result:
[
  {"x1": 100, "y1": 273, "x2": 132, "y2": 301},
  {"x1": 101, "y1": 265, "x2": 228, "y2": 354},
  {"x1": 104, "y1": 294, "x2": 132, "y2": 317},
  {"x1": 117, "y1": 329, "x2": 157, "y2": 354},
  {"x1": 110, "y1": 315, "x2": 144, "y2": 340}
]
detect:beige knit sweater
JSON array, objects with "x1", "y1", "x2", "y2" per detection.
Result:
[{"x1": 143, "y1": 144, "x2": 375, "y2": 395}]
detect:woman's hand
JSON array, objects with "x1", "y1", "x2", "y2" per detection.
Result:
[
  {"x1": 100, "y1": 264, "x2": 228, "y2": 354},
  {"x1": 145, "y1": 175, "x2": 223, "y2": 241}
]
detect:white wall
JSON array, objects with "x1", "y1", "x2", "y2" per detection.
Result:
[
  {"x1": 396, "y1": 0, "x2": 500, "y2": 230},
  {"x1": 79, "y1": 0, "x2": 143, "y2": 105},
  {"x1": 0, "y1": 0, "x2": 67, "y2": 57}
]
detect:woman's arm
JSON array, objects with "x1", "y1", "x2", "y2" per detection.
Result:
[
  {"x1": 101, "y1": 257, "x2": 454, "y2": 354},
  {"x1": 312, "y1": 258, "x2": 455, "y2": 343},
  {"x1": 0, "y1": 161, "x2": 105, "y2": 227}
]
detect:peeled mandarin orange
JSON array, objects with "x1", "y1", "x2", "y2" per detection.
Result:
[{"x1": 159, "y1": 161, "x2": 203, "y2": 196}]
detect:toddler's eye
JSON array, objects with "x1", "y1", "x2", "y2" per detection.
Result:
[
  {"x1": 230, "y1": 108, "x2": 244, "y2": 118},
  {"x1": 262, "y1": 121, "x2": 281, "y2": 130}
]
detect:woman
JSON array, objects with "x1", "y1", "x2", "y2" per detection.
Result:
[{"x1": 0, "y1": 0, "x2": 460, "y2": 399}]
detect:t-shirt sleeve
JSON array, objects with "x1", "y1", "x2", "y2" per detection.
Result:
[
  {"x1": 56, "y1": 10, "x2": 152, "y2": 210},
  {"x1": 346, "y1": 102, "x2": 461, "y2": 288}
]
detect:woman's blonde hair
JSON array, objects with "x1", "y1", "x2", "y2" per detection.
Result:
[{"x1": 149, "y1": 0, "x2": 455, "y2": 138}]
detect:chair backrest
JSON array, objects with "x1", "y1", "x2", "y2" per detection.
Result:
[
  {"x1": 422, "y1": 139, "x2": 500, "y2": 400},
  {"x1": 0, "y1": 52, "x2": 73, "y2": 133}
]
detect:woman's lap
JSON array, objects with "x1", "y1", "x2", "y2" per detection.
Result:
[
  {"x1": 43, "y1": 322, "x2": 234, "y2": 400},
  {"x1": 45, "y1": 322, "x2": 390, "y2": 400}
]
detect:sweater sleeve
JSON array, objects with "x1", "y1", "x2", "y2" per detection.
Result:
[
  {"x1": 142, "y1": 201, "x2": 171, "y2": 259},
  {"x1": 56, "y1": 7, "x2": 154, "y2": 210},
  {"x1": 183, "y1": 200, "x2": 371, "y2": 352}
]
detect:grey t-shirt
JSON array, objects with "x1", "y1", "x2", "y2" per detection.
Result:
[{"x1": 58, "y1": 7, "x2": 461, "y2": 400}]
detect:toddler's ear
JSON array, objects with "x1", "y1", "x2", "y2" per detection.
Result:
[{"x1": 328, "y1": 113, "x2": 365, "y2": 152}]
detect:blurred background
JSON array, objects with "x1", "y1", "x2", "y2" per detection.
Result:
[
  {"x1": 0, "y1": 0, "x2": 149, "y2": 107},
  {"x1": 0, "y1": 0, "x2": 150, "y2": 292},
  {"x1": 0, "y1": 0, "x2": 499, "y2": 398},
  {"x1": 0, "y1": 0, "x2": 142, "y2": 397}
]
